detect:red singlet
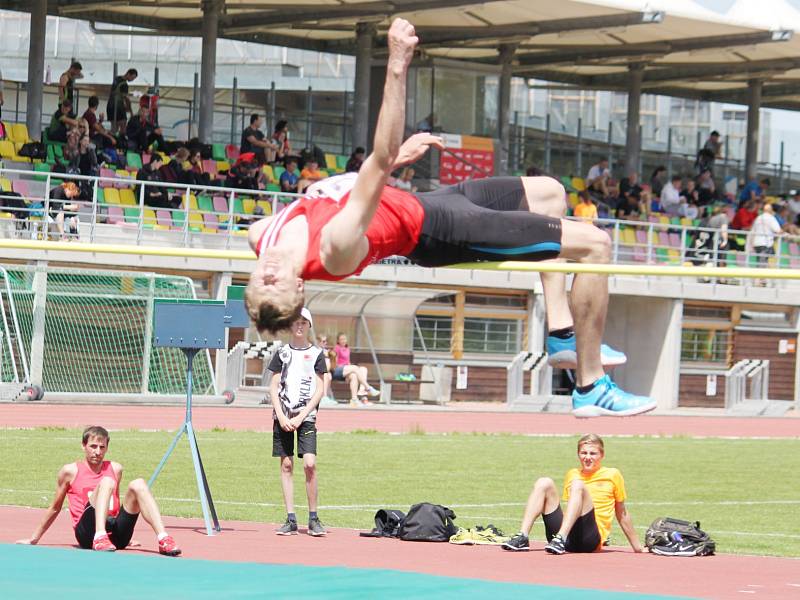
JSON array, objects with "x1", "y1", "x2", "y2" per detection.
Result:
[
  {"x1": 66, "y1": 460, "x2": 120, "y2": 528},
  {"x1": 256, "y1": 185, "x2": 425, "y2": 281}
]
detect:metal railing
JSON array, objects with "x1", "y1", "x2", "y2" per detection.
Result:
[
  {"x1": 2, "y1": 166, "x2": 799, "y2": 286},
  {"x1": 723, "y1": 359, "x2": 770, "y2": 410}
]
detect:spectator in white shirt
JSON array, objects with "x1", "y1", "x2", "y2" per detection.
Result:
[
  {"x1": 750, "y1": 203, "x2": 782, "y2": 265},
  {"x1": 660, "y1": 174, "x2": 683, "y2": 216},
  {"x1": 586, "y1": 159, "x2": 610, "y2": 199},
  {"x1": 787, "y1": 191, "x2": 800, "y2": 226}
]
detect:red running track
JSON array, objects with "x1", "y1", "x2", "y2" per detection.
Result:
[
  {"x1": 2, "y1": 506, "x2": 797, "y2": 600},
  {"x1": 1, "y1": 403, "x2": 798, "y2": 437}
]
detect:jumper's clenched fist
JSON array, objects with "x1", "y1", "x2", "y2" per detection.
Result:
[{"x1": 387, "y1": 18, "x2": 418, "y2": 72}]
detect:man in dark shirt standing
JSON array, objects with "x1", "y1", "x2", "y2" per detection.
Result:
[
  {"x1": 48, "y1": 100, "x2": 79, "y2": 142},
  {"x1": 241, "y1": 114, "x2": 277, "y2": 165},
  {"x1": 107, "y1": 68, "x2": 138, "y2": 134},
  {"x1": 58, "y1": 61, "x2": 83, "y2": 109}
]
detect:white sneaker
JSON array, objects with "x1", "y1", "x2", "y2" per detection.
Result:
[{"x1": 367, "y1": 386, "x2": 381, "y2": 397}]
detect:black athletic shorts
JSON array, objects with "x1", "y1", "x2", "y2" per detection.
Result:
[
  {"x1": 273, "y1": 419, "x2": 317, "y2": 458},
  {"x1": 74, "y1": 503, "x2": 139, "y2": 550},
  {"x1": 332, "y1": 366, "x2": 346, "y2": 381},
  {"x1": 543, "y1": 506, "x2": 602, "y2": 553},
  {"x1": 408, "y1": 177, "x2": 562, "y2": 267}
]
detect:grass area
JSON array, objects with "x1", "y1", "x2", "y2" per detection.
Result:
[{"x1": 1, "y1": 428, "x2": 798, "y2": 557}]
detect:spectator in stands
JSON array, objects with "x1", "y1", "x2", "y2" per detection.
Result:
[
  {"x1": 696, "y1": 169, "x2": 716, "y2": 205},
  {"x1": 137, "y1": 155, "x2": 180, "y2": 210},
  {"x1": 48, "y1": 100, "x2": 79, "y2": 143},
  {"x1": 160, "y1": 147, "x2": 190, "y2": 185},
  {"x1": 82, "y1": 96, "x2": 116, "y2": 149},
  {"x1": 75, "y1": 135, "x2": 99, "y2": 179},
  {"x1": 732, "y1": 199, "x2": 760, "y2": 232},
  {"x1": 333, "y1": 333, "x2": 380, "y2": 406},
  {"x1": 739, "y1": 177, "x2": 769, "y2": 206},
  {"x1": 660, "y1": 174, "x2": 683, "y2": 216},
  {"x1": 345, "y1": 147, "x2": 366, "y2": 173},
  {"x1": 682, "y1": 178, "x2": 699, "y2": 206},
  {"x1": 108, "y1": 68, "x2": 138, "y2": 134},
  {"x1": 702, "y1": 130, "x2": 723, "y2": 171},
  {"x1": 280, "y1": 159, "x2": 300, "y2": 193},
  {"x1": 271, "y1": 120, "x2": 292, "y2": 163},
  {"x1": 393, "y1": 167, "x2": 416, "y2": 192},
  {"x1": 299, "y1": 159, "x2": 325, "y2": 192},
  {"x1": 188, "y1": 150, "x2": 213, "y2": 187},
  {"x1": 649, "y1": 166, "x2": 667, "y2": 198},
  {"x1": 680, "y1": 198, "x2": 699, "y2": 221},
  {"x1": 48, "y1": 181, "x2": 81, "y2": 240},
  {"x1": 775, "y1": 204, "x2": 799, "y2": 235},
  {"x1": 58, "y1": 61, "x2": 83, "y2": 109},
  {"x1": 127, "y1": 106, "x2": 165, "y2": 153},
  {"x1": 615, "y1": 188, "x2": 643, "y2": 221},
  {"x1": 750, "y1": 203, "x2": 782, "y2": 267},
  {"x1": 788, "y1": 190, "x2": 800, "y2": 225},
  {"x1": 585, "y1": 158, "x2": 610, "y2": 199},
  {"x1": 690, "y1": 205, "x2": 729, "y2": 267},
  {"x1": 573, "y1": 190, "x2": 597, "y2": 221},
  {"x1": 619, "y1": 172, "x2": 642, "y2": 205},
  {"x1": 61, "y1": 130, "x2": 81, "y2": 169},
  {"x1": 226, "y1": 153, "x2": 260, "y2": 191},
  {"x1": 241, "y1": 114, "x2": 277, "y2": 165}
]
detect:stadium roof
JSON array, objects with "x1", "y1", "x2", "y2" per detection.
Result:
[{"x1": 5, "y1": 0, "x2": 800, "y2": 109}]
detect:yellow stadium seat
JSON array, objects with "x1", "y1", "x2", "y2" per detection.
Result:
[
  {"x1": 680, "y1": 217, "x2": 693, "y2": 227},
  {"x1": 568, "y1": 192, "x2": 579, "y2": 208},
  {"x1": 242, "y1": 199, "x2": 256, "y2": 214},
  {"x1": 658, "y1": 215, "x2": 669, "y2": 225},
  {"x1": 0, "y1": 140, "x2": 15, "y2": 159},
  {"x1": 104, "y1": 188, "x2": 121, "y2": 204},
  {"x1": 217, "y1": 160, "x2": 230, "y2": 172},
  {"x1": 262, "y1": 165, "x2": 275, "y2": 181},
  {"x1": 325, "y1": 154, "x2": 338, "y2": 171},
  {"x1": 119, "y1": 188, "x2": 137, "y2": 206},
  {"x1": 571, "y1": 177, "x2": 586, "y2": 192},
  {"x1": 188, "y1": 194, "x2": 198, "y2": 210},
  {"x1": 257, "y1": 200, "x2": 272, "y2": 215},
  {"x1": 189, "y1": 212, "x2": 203, "y2": 226},
  {"x1": 0, "y1": 178, "x2": 11, "y2": 192},
  {"x1": 11, "y1": 123, "x2": 30, "y2": 143},
  {"x1": 201, "y1": 227, "x2": 218, "y2": 234},
  {"x1": 621, "y1": 228, "x2": 636, "y2": 245},
  {"x1": 233, "y1": 229, "x2": 248, "y2": 236},
  {"x1": 143, "y1": 209, "x2": 157, "y2": 226},
  {"x1": 0, "y1": 211, "x2": 14, "y2": 220}
]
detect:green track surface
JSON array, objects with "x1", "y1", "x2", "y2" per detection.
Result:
[
  {"x1": 1, "y1": 429, "x2": 798, "y2": 557},
  {"x1": 0, "y1": 544, "x2": 680, "y2": 599}
]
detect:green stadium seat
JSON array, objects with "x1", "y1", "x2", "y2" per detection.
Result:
[
  {"x1": 197, "y1": 195, "x2": 214, "y2": 212},
  {"x1": 33, "y1": 162, "x2": 51, "y2": 182},
  {"x1": 232, "y1": 197, "x2": 245, "y2": 217},
  {"x1": 172, "y1": 210, "x2": 186, "y2": 229},
  {"x1": 273, "y1": 165, "x2": 285, "y2": 179},
  {"x1": 126, "y1": 151, "x2": 143, "y2": 170},
  {"x1": 96, "y1": 188, "x2": 106, "y2": 204},
  {"x1": 123, "y1": 207, "x2": 140, "y2": 223},
  {"x1": 212, "y1": 144, "x2": 226, "y2": 161},
  {"x1": 266, "y1": 183, "x2": 280, "y2": 192}
]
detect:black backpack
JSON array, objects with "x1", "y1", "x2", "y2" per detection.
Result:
[
  {"x1": 645, "y1": 517, "x2": 716, "y2": 556},
  {"x1": 398, "y1": 503, "x2": 457, "y2": 542},
  {"x1": 19, "y1": 142, "x2": 47, "y2": 160}
]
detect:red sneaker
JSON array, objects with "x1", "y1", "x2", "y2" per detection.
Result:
[
  {"x1": 93, "y1": 533, "x2": 116, "y2": 552},
  {"x1": 158, "y1": 535, "x2": 182, "y2": 556}
]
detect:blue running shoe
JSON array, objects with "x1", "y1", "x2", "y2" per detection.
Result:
[
  {"x1": 572, "y1": 375, "x2": 656, "y2": 417},
  {"x1": 546, "y1": 335, "x2": 627, "y2": 369}
]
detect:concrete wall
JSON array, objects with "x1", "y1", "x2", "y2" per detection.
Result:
[{"x1": 603, "y1": 295, "x2": 683, "y2": 410}]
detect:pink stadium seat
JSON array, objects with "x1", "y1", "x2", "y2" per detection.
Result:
[
  {"x1": 203, "y1": 159, "x2": 218, "y2": 175},
  {"x1": 155, "y1": 209, "x2": 172, "y2": 228},
  {"x1": 658, "y1": 231, "x2": 670, "y2": 247},
  {"x1": 648, "y1": 215, "x2": 660, "y2": 224},
  {"x1": 99, "y1": 168, "x2": 116, "y2": 187},
  {"x1": 106, "y1": 206, "x2": 124, "y2": 225},
  {"x1": 212, "y1": 196, "x2": 228, "y2": 215},
  {"x1": 12, "y1": 180, "x2": 29, "y2": 197},
  {"x1": 668, "y1": 233, "x2": 681, "y2": 248},
  {"x1": 634, "y1": 230, "x2": 647, "y2": 262},
  {"x1": 203, "y1": 212, "x2": 219, "y2": 230},
  {"x1": 790, "y1": 243, "x2": 799, "y2": 256},
  {"x1": 791, "y1": 258, "x2": 800, "y2": 269},
  {"x1": 142, "y1": 153, "x2": 151, "y2": 165}
]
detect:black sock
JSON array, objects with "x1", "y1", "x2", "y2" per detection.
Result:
[
  {"x1": 309, "y1": 511, "x2": 318, "y2": 520},
  {"x1": 287, "y1": 512, "x2": 297, "y2": 522},
  {"x1": 549, "y1": 326, "x2": 575, "y2": 339},
  {"x1": 576, "y1": 379, "x2": 600, "y2": 394}
]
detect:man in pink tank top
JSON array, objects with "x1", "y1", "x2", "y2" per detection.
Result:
[
  {"x1": 17, "y1": 425, "x2": 181, "y2": 555},
  {"x1": 245, "y1": 19, "x2": 654, "y2": 418}
]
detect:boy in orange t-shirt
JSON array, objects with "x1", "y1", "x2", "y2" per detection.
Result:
[
  {"x1": 573, "y1": 191, "x2": 598, "y2": 221},
  {"x1": 502, "y1": 433, "x2": 644, "y2": 554}
]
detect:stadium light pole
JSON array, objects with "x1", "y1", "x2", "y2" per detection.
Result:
[
  {"x1": 624, "y1": 63, "x2": 644, "y2": 178},
  {"x1": 497, "y1": 43, "x2": 516, "y2": 177},
  {"x1": 745, "y1": 78, "x2": 763, "y2": 182}
]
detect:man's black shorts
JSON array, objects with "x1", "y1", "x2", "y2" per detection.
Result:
[
  {"x1": 273, "y1": 420, "x2": 317, "y2": 458},
  {"x1": 74, "y1": 503, "x2": 139, "y2": 550},
  {"x1": 408, "y1": 177, "x2": 562, "y2": 267},
  {"x1": 543, "y1": 506, "x2": 602, "y2": 553}
]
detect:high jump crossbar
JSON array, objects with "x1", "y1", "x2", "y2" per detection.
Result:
[{"x1": 0, "y1": 239, "x2": 796, "y2": 280}]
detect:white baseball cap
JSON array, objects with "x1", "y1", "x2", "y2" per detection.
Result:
[{"x1": 300, "y1": 307, "x2": 313, "y2": 327}]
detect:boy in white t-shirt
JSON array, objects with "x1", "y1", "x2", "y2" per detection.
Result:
[{"x1": 268, "y1": 307, "x2": 328, "y2": 536}]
